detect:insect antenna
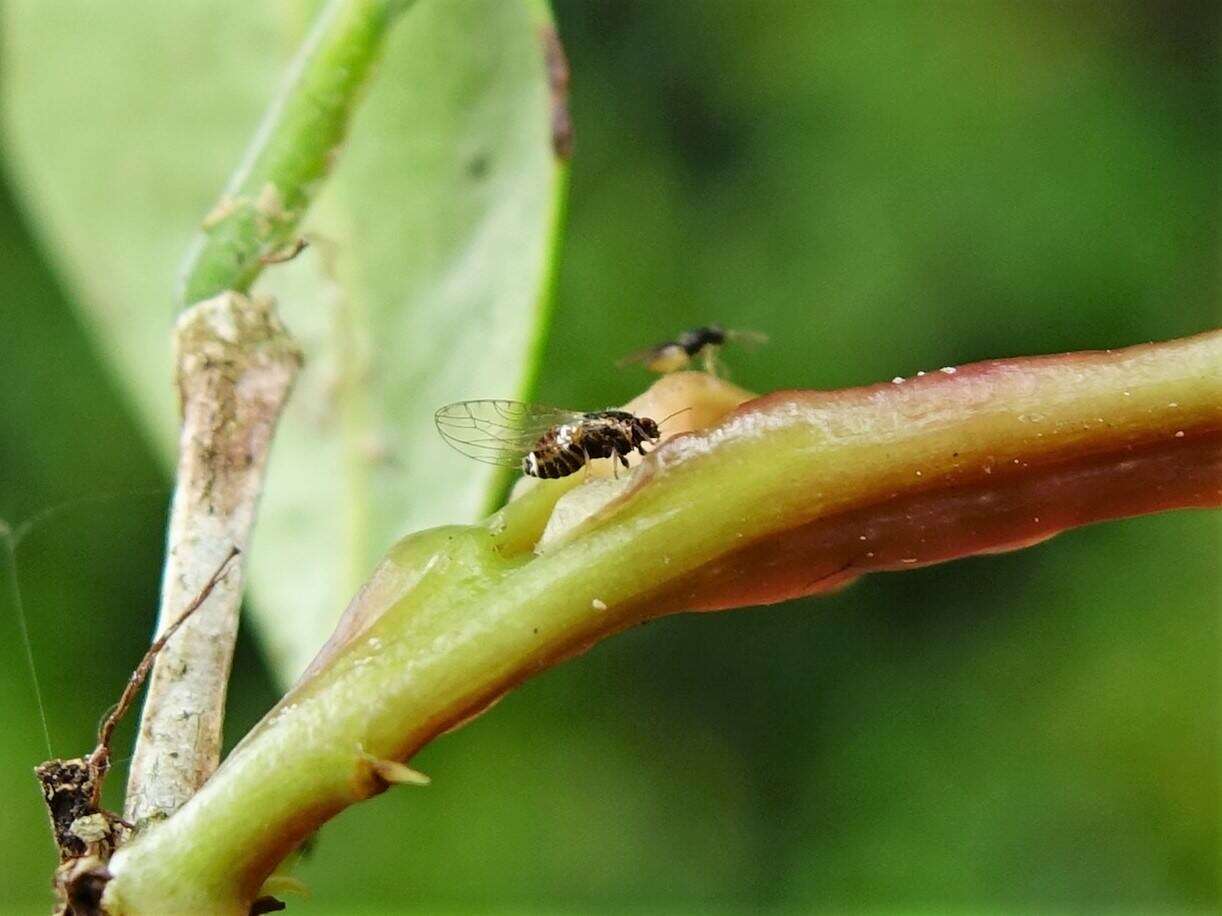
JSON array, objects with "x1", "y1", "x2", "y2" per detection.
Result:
[{"x1": 656, "y1": 406, "x2": 694, "y2": 429}]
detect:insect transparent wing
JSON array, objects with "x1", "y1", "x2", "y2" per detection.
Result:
[
  {"x1": 616, "y1": 342, "x2": 689, "y2": 372},
  {"x1": 434, "y1": 400, "x2": 583, "y2": 468},
  {"x1": 725, "y1": 328, "x2": 769, "y2": 350},
  {"x1": 615, "y1": 345, "x2": 663, "y2": 368}
]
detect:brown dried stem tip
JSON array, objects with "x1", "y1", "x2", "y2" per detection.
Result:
[{"x1": 36, "y1": 548, "x2": 238, "y2": 915}]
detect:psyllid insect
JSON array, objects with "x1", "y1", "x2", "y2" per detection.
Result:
[
  {"x1": 434, "y1": 400, "x2": 679, "y2": 479},
  {"x1": 618, "y1": 324, "x2": 768, "y2": 375},
  {"x1": 520, "y1": 410, "x2": 659, "y2": 478}
]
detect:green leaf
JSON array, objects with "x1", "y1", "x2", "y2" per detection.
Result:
[{"x1": 2, "y1": 0, "x2": 568, "y2": 681}]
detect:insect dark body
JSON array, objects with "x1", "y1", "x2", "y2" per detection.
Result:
[
  {"x1": 619, "y1": 323, "x2": 765, "y2": 374},
  {"x1": 676, "y1": 324, "x2": 727, "y2": 356},
  {"x1": 433, "y1": 400, "x2": 663, "y2": 480},
  {"x1": 524, "y1": 410, "x2": 660, "y2": 479}
]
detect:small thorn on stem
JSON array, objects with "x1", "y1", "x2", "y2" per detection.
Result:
[
  {"x1": 359, "y1": 749, "x2": 430, "y2": 787},
  {"x1": 373, "y1": 758, "x2": 431, "y2": 787},
  {"x1": 258, "y1": 874, "x2": 310, "y2": 900}
]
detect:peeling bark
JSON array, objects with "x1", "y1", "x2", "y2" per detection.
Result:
[{"x1": 124, "y1": 292, "x2": 301, "y2": 826}]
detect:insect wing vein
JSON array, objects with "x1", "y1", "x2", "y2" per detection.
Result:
[{"x1": 434, "y1": 400, "x2": 582, "y2": 468}]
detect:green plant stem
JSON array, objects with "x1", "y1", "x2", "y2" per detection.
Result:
[
  {"x1": 104, "y1": 331, "x2": 1221, "y2": 915},
  {"x1": 179, "y1": 0, "x2": 412, "y2": 306}
]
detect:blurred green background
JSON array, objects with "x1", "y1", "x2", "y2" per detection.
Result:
[{"x1": 1, "y1": 0, "x2": 1218, "y2": 912}]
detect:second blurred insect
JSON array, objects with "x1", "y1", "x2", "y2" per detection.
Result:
[{"x1": 618, "y1": 324, "x2": 767, "y2": 375}]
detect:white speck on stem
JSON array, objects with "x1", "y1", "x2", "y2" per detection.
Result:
[
  {"x1": 940, "y1": 366, "x2": 956, "y2": 374},
  {"x1": 591, "y1": 598, "x2": 608, "y2": 611}
]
